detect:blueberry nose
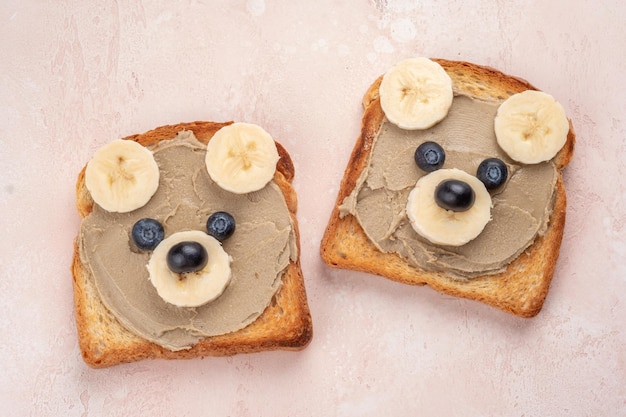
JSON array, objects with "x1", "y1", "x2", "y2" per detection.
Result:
[
  {"x1": 166, "y1": 241, "x2": 208, "y2": 273},
  {"x1": 435, "y1": 179, "x2": 475, "y2": 212}
]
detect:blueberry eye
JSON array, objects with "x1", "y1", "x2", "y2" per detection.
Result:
[
  {"x1": 206, "y1": 211, "x2": 236, "y2": 241},
  {"x1": 132, "y1": 218, "x2": 164, "y2": 251},
  {"x1": 476, "y1": 158, "x2": 508, "y2": 190},
  {"x1": 414, "y1": 141, "x2": 445, "y2": 172}
]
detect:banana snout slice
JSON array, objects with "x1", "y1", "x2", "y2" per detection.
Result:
[
  {"x1": 85, "y1": 139, "x2": 160, "y2": 213},
  {"x1": 205, "y1": 123, "x2": 280, "y2": 194},
  {"x1": 379, "y1": 57, "x2": 454, "y2": 130},
  {"x1": 494, "y1": 90, "x2": 569, "y2": 164},
  {"x1": 147, "y1": 230, "x2": 232, "y2": 308},
  {"x1": 406, "y1": 169, "x2": 492, "y2": 246}
]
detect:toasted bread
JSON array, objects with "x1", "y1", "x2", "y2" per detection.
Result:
[
  {"x1": 320, "y1": 59, "x2": 575, "y2": 317},
  {"x1": 72, "y1": 121, "x2": 312, "y2": 368}
]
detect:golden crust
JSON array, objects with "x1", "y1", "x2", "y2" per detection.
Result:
[
  {"x1": 72, "y1": 121, "x2": 312, "y2": 368},
  {"x1": 320, "y1": 59, "x2": 575, "y2": 318}
]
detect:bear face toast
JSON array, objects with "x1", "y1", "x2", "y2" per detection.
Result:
[
  {"x1": 321, "y1": 58, "x2": 575, "y2": 317},
  {"x1": 73, "y1": 121, "x2": 312, "y2": 368}
]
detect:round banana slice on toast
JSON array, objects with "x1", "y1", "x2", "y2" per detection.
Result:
[
  {"x1": 494, "y1": 90, "x2": 569, "y2": 164},
  {"x1": 205, "y1": 123, "x2": 280, "y2": 194},
  {"x1": 148, "y1": 230, "x2": 232, "y2": 308},
  {"x1": 379, "y1": 57, "x2": 454, "y2": 130},
  {"x1": 85, "y1": 139, "x2": 160, "y2": 213},
  {"x1": 406, "y1": 169, "x2": 492, "y2": 246}
]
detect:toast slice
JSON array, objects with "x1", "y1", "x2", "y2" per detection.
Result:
[
  {"x1": 72, "y1": 121, "x2": 312, "y2": 368},
  {"x1": 320, "y1": 59, "x2": 575, "y2": 317}
]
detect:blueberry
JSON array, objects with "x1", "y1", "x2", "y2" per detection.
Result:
[
  {"x1": 206, "y1": 211, "x2": 236, "y2": 241},
  {"x1": 435, "y1": 179, "x2": 475, "y2": 212},
  {"x1": 166, "y1": 241, "x2": 208, "y2": 274},
  {"x1": 131, "y1": 218, "x2": 164, "y2": 250},
  {"x1": 477, "y1": 158, "x2": 508, "y2": 190},
  {"x1": 414, "y1": 141, "x2": 445, "y2": 172}
]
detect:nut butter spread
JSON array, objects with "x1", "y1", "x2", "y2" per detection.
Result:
[
  {"x1": 339, "y1": 94, "x2": 557, "y2": 279},
  {"x1": 78, "y1": 131, "x2": 297, "y2": 351}
]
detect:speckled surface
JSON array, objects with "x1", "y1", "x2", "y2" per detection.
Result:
[{"x1": 1, "y1": 1, "x2": 625, "y2": 415}]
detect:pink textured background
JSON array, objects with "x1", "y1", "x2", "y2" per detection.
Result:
[{"x1": 1, "y1": 1, "x2": 625, "y2": 415}]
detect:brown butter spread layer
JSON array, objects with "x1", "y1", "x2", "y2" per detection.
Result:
[
  {"x1": 339, "y1": 94, "x2": 557, "y2": 279},
  {"x1": 78, "y1": 132, "x2": 297, "y2": 351}
]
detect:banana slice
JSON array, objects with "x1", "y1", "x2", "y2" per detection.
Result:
[
  {"x1": 379, "y1": 57, "x2": 453, "y2": 130},
  {"x1": 147, "y1": 230, "x2": 231, "y2": 308},
  {"x1": 406, "y1": 169, "x2": 492, "y2": 246},
  {"x1": 494, "y1": 90, "x2": 569, "y2": 164},
  {"x1": 85, "y1": 139, "x2": 160, "y2": 213},
  {"x1": 205, "y1": 123, "x2": 280, "y2": 194}
]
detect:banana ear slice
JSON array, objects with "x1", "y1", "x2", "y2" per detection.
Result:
[
  {"x1": 494, "y1": 90, "x2": 569, "y2": 164},
  {"x1": 85, "y1": 139, "x2": 160, "y2": 213},
  {"x1": 406, "y1": 169, "x2": 492, "y2": 246},
  {"x1": 205, "y1": 123, "x2": 280, "y2": 194},
  {"x1": 379, "y1": 57, "x2": 454, "y2": 130}
]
